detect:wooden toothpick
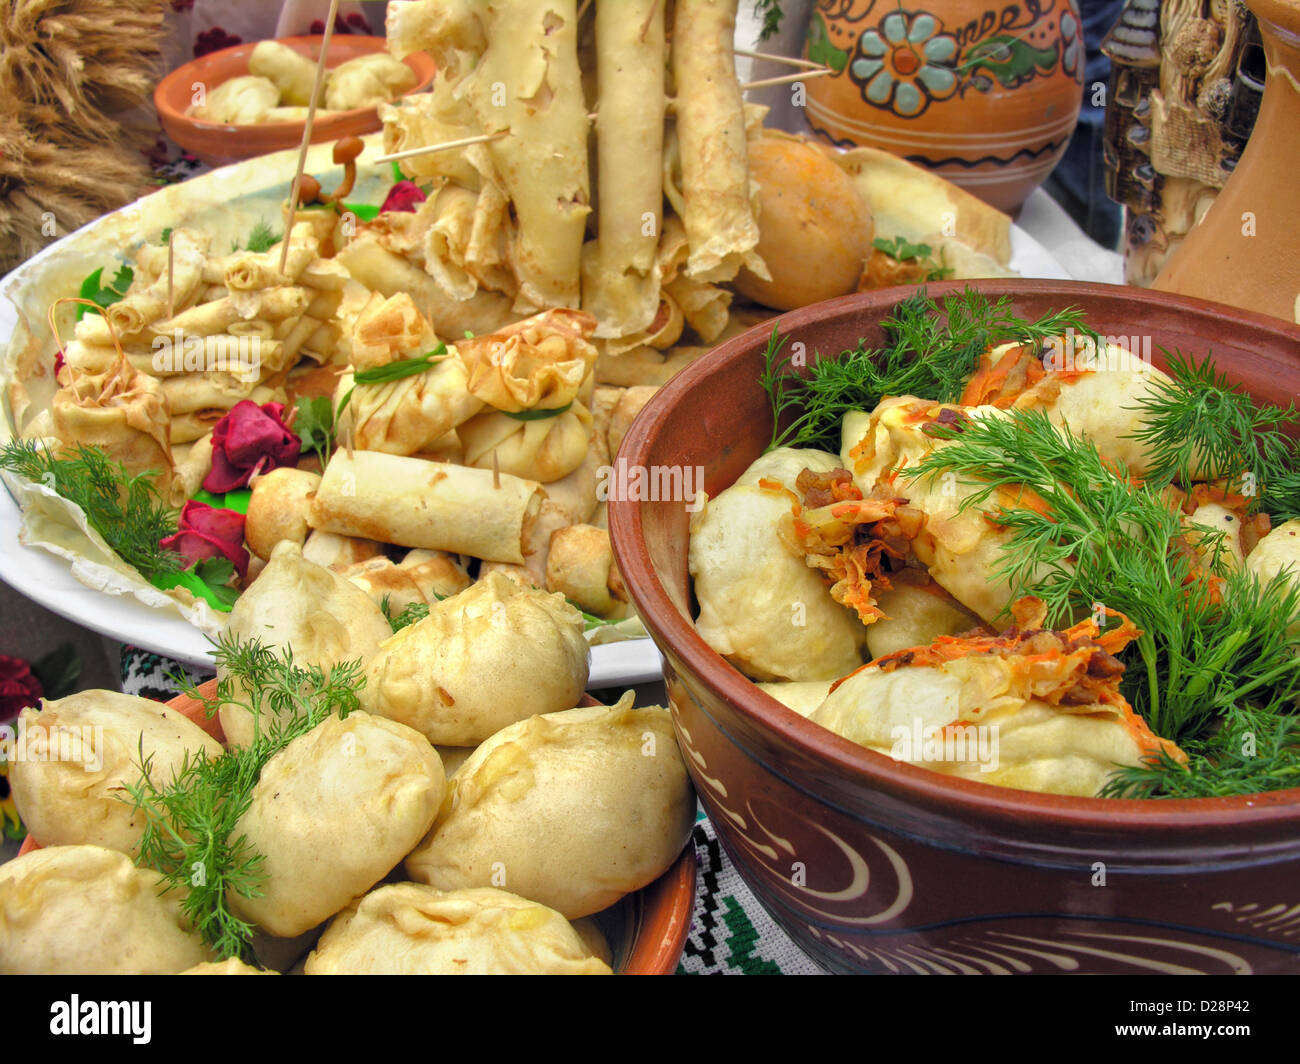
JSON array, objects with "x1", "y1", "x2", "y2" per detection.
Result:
[
  {"x1": 166, "y1": 228, "x2": 176, "y2": 320},
  {"x1": 372, "y1": 129, "x2": 509, "y2": 164},
  {"x1": 734, "y1": 49, "x2": 827, "y2": 70},
  {"x1": 739, "y1": 68, "x2": 834, "y2": 91},
  {"x1": 281, "y1": 0, "x2": 341, "y2": 275}
]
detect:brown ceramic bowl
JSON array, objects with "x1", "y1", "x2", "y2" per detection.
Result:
[
  {"x1": 15, "y1": 681, "x2": 695, "y2": 975},
  {"x1": 154, "y1": 37, "x2": 436, "y2": 166},
  {"x1": 609, "y1": 279, "x2": 1300, "y2": 975}
]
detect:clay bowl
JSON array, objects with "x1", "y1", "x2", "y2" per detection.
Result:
[
  {"x1": 609, "y1": 279, "x2": 1300, "y2": 975},
  {"x1": 154, "y1": 37, "x2": 436, "y2": 166},
  {"x1": 15, "y1": 681, "x2": 694, "y2": 975}
]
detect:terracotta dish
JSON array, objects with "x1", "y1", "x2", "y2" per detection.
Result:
[
  {"x1": 15, "y1": 680, "x2": 694, "y2": 975},
  {"x1": 154, "y1": 37, "x2": 436, "y2": 166},
  {"x1": 609, "y1": 280, "x2": 1300, "y2": 975}
]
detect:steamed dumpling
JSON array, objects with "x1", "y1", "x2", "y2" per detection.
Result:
[
  {"x1": 9, "y1": 691, "x2": 222, "y2": 856},
  {"x1": 195, "y1": 75, "x2": 279, "y2": 124},
  {"x1": 227, "y1": 712, "x2": 444, "y2": 938},
  {"x1": 404, "y1": 694, "x2": 694, "y2": 918},
  {"x1": 361, "y1": 571, "x2": 589, "y2": 745},
  {"x1": 219, "y1": 541, "x2": 393, "y2": 747},
  {"x1": 304, "y1": 885, "x2": 612, "y2": 974},
  {"x1": 0, "y1": 845, "x2": 209, "y2": 974},
  {"x1": 324, "y1": 53, "x2": 417, "y2": 111}
]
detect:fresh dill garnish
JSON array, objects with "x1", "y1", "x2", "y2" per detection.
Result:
[
  {"x1": 125, "y1": 636, "x2": 364, "y2": 960},
  {"x1": 1130, "y1": 348, "x2": 1299, "y2": 496},
  {"x1": 0, "y1": 440, "x2": 181, "y2": 579},
  {"x1": 231, "y1": 220, "x2": 281, "y2": 254},
  {"x1": 913, "y1": 410, "x2": 1300, "y2": 791},
  {"x1": 1102, "y1": 702, "x2": 1300, "y2": 798},
  {"x1": 385, "y1": 598, "x2": 432, "y2": 632},
  {"x1": 760, "y1": 288, "x2": 1097, "y2": 453}
]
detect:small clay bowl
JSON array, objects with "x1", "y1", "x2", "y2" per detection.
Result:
[
  {"x1": 15, "y1": 680, "x2": 695, "y2": 975},
  {"x1": 608, "y1": 279, "x2": 1300, "y2": 975},
  {"x1": 154, "y1": 36, "x2": 435, "y2": 166}
]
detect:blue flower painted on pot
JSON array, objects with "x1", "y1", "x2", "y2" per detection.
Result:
[{"x1": 849, "y1": 10, "x2": 959, "y2": 118}]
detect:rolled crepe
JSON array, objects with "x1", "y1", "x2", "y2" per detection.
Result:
[
  {"x1": 581, "y1": 0, "x2": 666, "y2": 338},
  {"x1": 386, "y1": 0, "x2": 486, "y2": 80},
  {"x1": 309, "y1": 450, "x2": 544, "y2": 565},
  {"x1": 74, "y1": 230, "x2": 209, "y2": 344},
  {"x1": 671, "y1": 0, "x2": 768, "y2": 284},
  {"x1": 249, "y1": 41, "x2": 321, "y2": 106},
  {"x1": 464, "y1": 0, "x2": 590, "y2": 310},
  {"x1": 335, "y1": 235, "x2": 516, "y2": 339}
]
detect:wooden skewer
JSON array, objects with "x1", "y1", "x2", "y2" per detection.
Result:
[
  {"x1": 372, "y1": 110, "x2": 598, "y2": 165},
  {"x1": 166, "y1": 229, "x2": 176, "y2": 320},
  {"x1": 281, "y1": 0, "x2": 341, "y2": 275},
  {"x1": 739, "y1": 68, "x2": 834, "y2": 91},
  {"x1": 372, "y1": 129, "x2": 509, "y2": 164},
  {"x1": 734, "y1": 49, "x2": 826, "y2": 69}
]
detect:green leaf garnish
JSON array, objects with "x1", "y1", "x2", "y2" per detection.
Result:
[
  {"x1": 503, "y1": 401, "x2": 572, "y2": 422},
  {"x1": 75, "y1": 264, "x2": 133, "y2": 320},
  {"x1": 352, "y1": 343, "x2": 449, "y2": 385}
]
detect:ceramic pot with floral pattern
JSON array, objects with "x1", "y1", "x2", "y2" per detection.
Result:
[{"x1": 803, "y1": 0, "x2": 1085, "y2": 213}]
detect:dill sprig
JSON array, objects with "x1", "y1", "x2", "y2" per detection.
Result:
[
  {"x1": 1130, "y1": 348, "x2": 1299, "y2": 496},
  {"x1": 124, "y1": 636, "x2": 364, "y2": 960},
  {"x1": 385, "y1": 598, "x2": 431, "y2": 632},
  {"x1": 913, "y1": 411, "x2": 1300, "y2": 793},
  {"x1": 0, "y1": 440, "x2": 181, "y2": 579},
  {"x1": 760, "y1": 289, "x2": 1097, "y2": 453}
]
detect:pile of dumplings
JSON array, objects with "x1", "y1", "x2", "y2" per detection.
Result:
[
  {"x1": 0, "y1": 545, "x2": 695, "y2": 975},
  {"x1": 191, "y1": 42, "x2": 418, "y2": 125}
]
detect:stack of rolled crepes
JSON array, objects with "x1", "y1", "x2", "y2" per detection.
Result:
[
  {"x1": 374, "y1": 0, "x2": 768, "y2": 361},
  {"x1": 35, "y1": 213, "x2": 354, "y2": 502}
]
